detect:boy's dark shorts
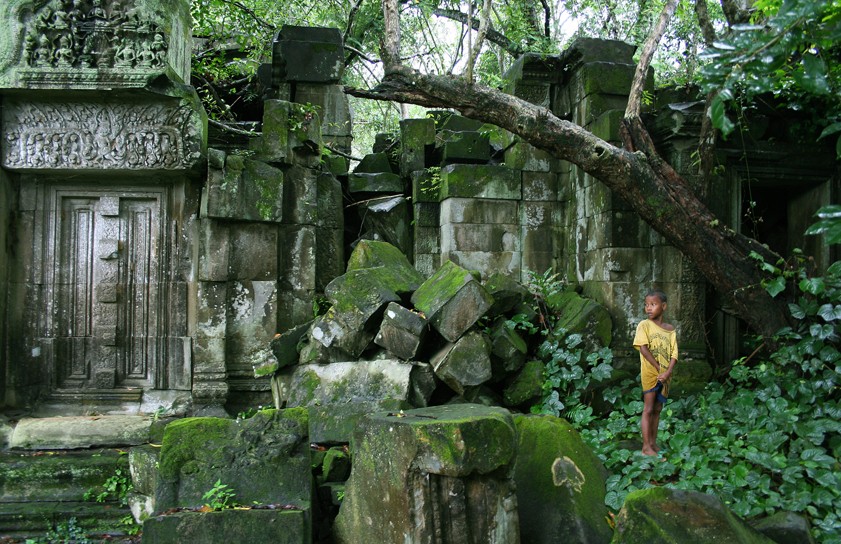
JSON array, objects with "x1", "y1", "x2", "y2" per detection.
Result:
[{"x1": 642, "y1": 381, "x2": 668, "y2": 404}]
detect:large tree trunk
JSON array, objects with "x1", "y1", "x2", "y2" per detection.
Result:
[{"x1": 346, "y1": 66, "x2": 792, "y2": 339}]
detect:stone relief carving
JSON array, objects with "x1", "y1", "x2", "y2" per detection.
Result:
[
  {"x1": 20, "y1": 0, "x2": 167, "y2": 72},
  {"x1": 2, "y1": 101, "x2": 201, "y2": 170}
]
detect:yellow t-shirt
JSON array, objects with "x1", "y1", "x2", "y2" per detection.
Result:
[{"x1": 633, "y1": 319, "x2": 678, "y2": 394}]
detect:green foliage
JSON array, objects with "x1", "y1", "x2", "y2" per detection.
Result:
[
  {"x1": 699, "y1": 0, "x2": 841, "y2": 152},
  {"x1": 581, "y1": 256, "x2": 841, "y2": 543},
  {"x1": 807, "y1": 205, "x2": 841, "y2": 245},
  {"x1": 519, "y1": 271, "x2": 614, "y2": 426},
  {"x1": 83, "y1": 468, "x2": 133, "y2": 507},
  {"x1": 202, "y1": 479, "x2": 240, "y2": 510},
  {"x1": 25, "y1": 517, "x2": 92, "y2": 544},
  {"x1": 532, "y1": 330, "x2": 614, "y2": 427}
]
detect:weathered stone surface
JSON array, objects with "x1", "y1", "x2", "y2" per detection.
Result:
[
  {"x1": 411, "y1": 168, "x2": 443, "y2": 203},
  {"x1": 2, "y1": 98, "x2": 205, "y2": 171},
  {"x1": 268, "y1": 321, "x2": 313, "y2": 371},
  {"x1": 254, "y1": 99, "x2": 290, "y2": 163},
  {"x1": 355, "y1": 152, "x2": 394, "y2": 173},
  {"x1": 546, "y1": 289, "x2": 612, "y2": 348},
  {"x1": 142, "y1": 509, "x2": 308, "y2": 544},
  {"x1": 400, "y1": 118, "x2": 435, "y2": 175},
  {"x1": 307, "y1": 308, "x2": 377, "y2": 360},
  {"x1": 0, "y1": 0, "x2": 192, "y2": 89},
  {"x1": 503, "y1": 360, "x2": 545, "y2": 407},
  {"x1": 357, "y1": 196, "x2": 412, "y2": 258},
  {"x1": 374, "y1": 302, "x2": 428, "y2": 361},
  {"x1": 0, "y1": 449, "x2": 129, "y2": 502},
  {"x1": 411, "y1": 261, "x2": 494, "y2": 342},
  {"x1": 513, "y1": 415, "x2": 613, "y2": 544},
  {"x1": 438, "y1": 114, "x2": 486, "y2": 133},
  {"x1": 438, "y1": 131, "x2": 491, "y2": 164},
  {"x1": 273, "y1": 25, "x2": 343, "y2": 83},
  {"x1": 155, "y1": 410, "x2": 310, "y2": 512},
  {"x1": 484, "y1": 273, "x2": 529, "y2": 317},
  {"x1": 749, "y1": 511, "x2": 816, "y2": 544},
  {"x1": 441, "y1": 198, "x2": 520, "y2": 225},
  {"x1": 346, "y1": 239, "x2": 425, "y2": 286},
  {"x1": 334, "y1": 405, "x2": 519, "y2": 544},
  {"x1": 203, "y1": 154, "x2": 284, "y2": 223},
  {"x1": 431, "y1": 331, "x2": 492, "y2": 397},
  {"x1": 347, "y1": 171, "x2": 403, "y2": 193},
  {"x1": 271, "y1": 360, "x2": 432, "y2": 409},
  {"x1": 295, "y1": 83, "x2": 352, "y2": 142},
  {"x1": 613, "y1": 487, "x2": 775, "y2": 544},
  {"x1": 129, "y1": 445, "x2": 160, "y2": 497},
  {"x1": 321, "y1": 447, "x2": 351, "y2": 483},
  {"x1": 490, "y1": 320, "x2": 527, "y2": 375},
  {"x1": 10, "y1": 416, "x2": 151, "y2": 450},
  {"x1": 440, "y1": 164, "x2": 521, "y2": 200}
]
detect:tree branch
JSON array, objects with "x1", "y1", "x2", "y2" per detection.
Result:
[
  {"x1": 382, "y1": 0, "x2": 401, "y2": 72},
  {"x1": 217, "y1": 0, "x2": 275, "y2": 31},
  {"x1": 431, "y1": 8, "x2": 524, "y2": 57},
  {"x1": 624, "y1": 0, "x2": 679, "y2": 121}
]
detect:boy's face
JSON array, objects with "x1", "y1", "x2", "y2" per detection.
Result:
[{"x1": 644, "y1": 295, "x2": 666, "y2": 321}]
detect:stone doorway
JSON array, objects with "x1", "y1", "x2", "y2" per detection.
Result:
[{"x1": 36, "y1": 183, "x2": 184, "y2": 407}]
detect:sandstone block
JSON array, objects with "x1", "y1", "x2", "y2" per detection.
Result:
[{"x1": 411, "y1": 260, "x2": 494, "y2": 342}]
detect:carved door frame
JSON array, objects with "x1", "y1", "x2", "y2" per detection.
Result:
[{"x1": 34, "y1": 180, "x2": 185, "y2": 402}]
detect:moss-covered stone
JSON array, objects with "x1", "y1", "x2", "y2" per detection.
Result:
[
  {"x1": 411, "y1": 260, "x2": 494, "y2": 342},
  {"x1": 346, "y1": 239, "x2": 423, "y2": 282},
  {"x1": 440, "y1": 164, "x2": 521, "y2": 200},
  {"x1": 513, "y1": 415, "x2": 613, "y2": 544},
  {"x1": 546, "y1": 289, "x2": 612, "y2": 348},
  {"x1": 155, "y1": 410, "x2": 310, "y2": 512},
  {"x1": 613, "y1": 487, "x2": 776, "y2": 544},
  {"x1": 142, "y1": 508, "x2": 308, "y2": 544},
  {"x1": 503, "y1": 360, "x2": 544, "y2": 407},
  {"x1": 334, "y1": 405, "x2": 518, "y2": 544}
]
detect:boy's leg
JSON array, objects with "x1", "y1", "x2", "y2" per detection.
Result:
[
  {"x1": 641, "y1": 391, "x2": 657, "y2": 456},
  {"x1": 650, "y1": 401, "x2": 664, "y2": 452}
]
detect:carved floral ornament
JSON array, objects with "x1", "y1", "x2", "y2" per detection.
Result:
[
  {"x1": 1, "y1": 101, "x2": 202, "y2": 170},
  {"x1": 21, "y1": 0, "x2": 168, "y2": 72}
]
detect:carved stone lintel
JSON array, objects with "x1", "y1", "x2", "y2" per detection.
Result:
[{"x1": 1, "y1": 100, "x2": 203, "y2": 170}]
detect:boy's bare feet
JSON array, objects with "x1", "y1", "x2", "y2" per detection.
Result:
[{"x1": 641, "y1": 447, "x2": 658, "y2": 456}]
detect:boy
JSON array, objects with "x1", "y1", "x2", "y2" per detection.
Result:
[{"x1": 633, "y1": 290, "x2": 678, "y2": 457}]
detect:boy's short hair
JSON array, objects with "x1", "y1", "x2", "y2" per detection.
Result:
[{"x1": 645, "y1": 289, "x2": 668, "y2": 303}]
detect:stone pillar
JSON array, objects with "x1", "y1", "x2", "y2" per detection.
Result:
[{"x1": 334, "y1": 405, "x2": 519, "y2": 544}]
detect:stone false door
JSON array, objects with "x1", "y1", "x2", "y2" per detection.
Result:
[{"x1": 40, "y1": 184, "x2": 186, "y2": 403}]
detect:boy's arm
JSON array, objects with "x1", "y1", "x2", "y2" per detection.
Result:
[
  {"x1": 639, "y1": 345, "x2": 661, "y2": 374},
  {"x1": 658, "y1": 358, "x2": 677, "y2": 382}
]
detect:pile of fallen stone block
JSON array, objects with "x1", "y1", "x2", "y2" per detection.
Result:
[{"x1": 253, "y1": 239, "x2": 612, "y2": 445}]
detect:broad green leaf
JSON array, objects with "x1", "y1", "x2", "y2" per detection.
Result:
[
  {"x1": 817, "y1": 303, "x2": 841, "y2": 321},
  {"x1": 764, "y1": 275, "x2": 787, "y2": 297},
  {"x1": 709, "y1": 94, "x2": 735, "y2": 137}
]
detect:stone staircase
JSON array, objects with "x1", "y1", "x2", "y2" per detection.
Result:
[{"x1": 0, "y1": 415, "x2": 153, "y2": 542}]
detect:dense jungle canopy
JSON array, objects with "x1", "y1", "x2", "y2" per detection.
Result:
[{"x1": 190, "y1": 0, "x2": 841, "y2": 341}]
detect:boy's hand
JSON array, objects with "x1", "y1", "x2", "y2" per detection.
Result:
[{"x1": 657, "y1": 371, "x2": 671, "y2": 383}]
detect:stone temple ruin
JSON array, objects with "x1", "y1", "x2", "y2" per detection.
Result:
[{"x1": 0, "y1": 1, "x2": 837, "y2": 542}]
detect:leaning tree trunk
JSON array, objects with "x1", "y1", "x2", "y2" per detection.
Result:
[{"x1": 347, "y1": 67, "x2": 792, "y2": 340}]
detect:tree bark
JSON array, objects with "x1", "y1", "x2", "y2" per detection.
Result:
[{"x1": 347, "y1": 66, "x2": 791, "y2": 339}]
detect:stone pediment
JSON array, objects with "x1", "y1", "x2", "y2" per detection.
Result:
[{"x1": 0, "y1": 0, "x2": 191, "y2": 89}]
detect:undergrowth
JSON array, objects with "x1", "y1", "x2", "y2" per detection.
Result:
[{"x1": 528, "y1": 231, "x2": 841, "y2": 542}]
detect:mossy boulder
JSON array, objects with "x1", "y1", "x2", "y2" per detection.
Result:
[
  {"x1": 546, "y1": 289, "x2": 612, "y2": 348},
  {"x1": 334, "y1": 404, "x2": 519, "y2": 544},
  {"x1": 346, "y1": 239, "x2": 424, "y2": 286},
  {"x1": 411, "y1": 260, "x2": 494, "y2": 342},
  {"x1": 613, "y1": 487, "x2": 776, "y2": 544},
  {"x1": 503, "y1": 360, "x2": 545, "y2": 407},
  {"x1": 513, "y1": 415, "x2": 613, "y2": 544},
  {"x1": 154, "y1": 409, "x2": 310, "y2": 512}
]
